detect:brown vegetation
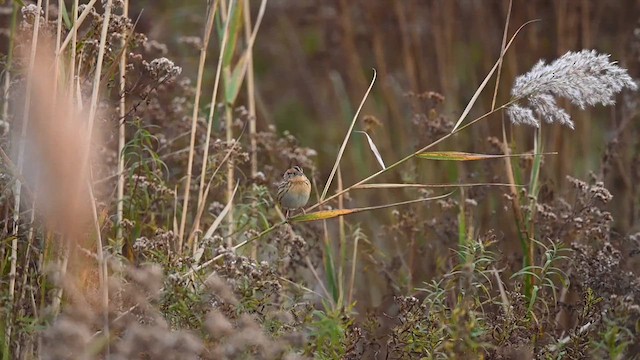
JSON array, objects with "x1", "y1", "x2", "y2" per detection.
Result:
[{"x1": 1, "y1": 1, "x2": 639, "y2": 359}]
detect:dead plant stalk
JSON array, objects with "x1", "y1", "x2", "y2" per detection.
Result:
[{"x1": 179, "y1": 0, "x2": 219, "y2": 252}]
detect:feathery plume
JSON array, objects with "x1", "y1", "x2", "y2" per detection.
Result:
[{"x1": 507, "y1": 50, "x2": 637, "y2": 128}]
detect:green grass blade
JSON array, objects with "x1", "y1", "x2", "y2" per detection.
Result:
[
  {"x1": 219, "y1": 0, "x2": 243, "y2": 67},
  {"x1": 59, "y1": 0, "x2": 71, "y2": 29}
]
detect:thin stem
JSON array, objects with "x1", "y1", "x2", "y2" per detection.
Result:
[
  {"x1": 337, "y1": 166, "x2": 346, "y2": 307},
  {"x1": 244, "y1": 0, "x2": 258, "y2": 178},
  {"x1": 347, "y1": 234, "x2": 358, "y2": 306},
  {"x1": 116, "y1": 0, "x2": 129, "y2": 248},
  {"x1": 53, "y1": 0, "x2": 63, "y2": 99},
  {"x1": 88, "y1": 174, "x2": 109, "y2": 357},
  {"x1": 224, "y1": 104, "x2": 235, "y2": 244},
  {"x1": 69, "y1": 0, "x2": 79, "y2": 94}
]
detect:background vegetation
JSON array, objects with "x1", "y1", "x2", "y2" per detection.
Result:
[{"x1": 0, "y1": 0, "x2": 639, "y2": 359}]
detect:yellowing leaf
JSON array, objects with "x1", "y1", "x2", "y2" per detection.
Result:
[{"x1": 290, "y1": 192, "x2": 453, "y2": 223}]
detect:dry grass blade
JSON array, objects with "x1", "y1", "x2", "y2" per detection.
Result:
[
  {"x1": 450, "y1": 19, "x2": 540, "y2": 133},
  {"x1": 352, "y1": 183, "x2": 523, "y2": 189},
  {"x1": 320, "y1": 69, "x2": 377, "y2": 201},
  {"x1": 189, "y1": 124, "x2": 245, "y2": 250},
  {"x1": 416, "y1": 151, "x2": 557, "y2": 161},
  {"x1": 185, "y1": 179, "x2": 239, "y2": 266},
  {"x1": 491, "y1": 0, "x2": 513, "y2": 110},
  {"x1": 492, "y1": 267, "x2": 511, "y2": 317},
  {"x1": 203, "y1": 180, "x2": 239, "y2": 241},
  {"x1": 356, "y1": 131, "x2": 386, "y2": 169}
]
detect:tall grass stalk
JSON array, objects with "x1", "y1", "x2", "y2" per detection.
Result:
[
  {"x1": 524, "y1": 126, "x2": 544, "y2": 294},
  {"x1": 116, "y1": 0, "x2": 129, "y2": 248},
  {"x1": 312, "y1": 171, "x2": 340, "y2": 305},
  {"x1": 224, "y1": 104, "x2": 235, "y2": 242},
  {"x1": 180, "y1": 0, "x2": 219, "y2": 253},
  {"x1": 491, "y1": 0, "x2": 512, "y2": 110},
  {"x1": 337, "y1": 166, "x2": 346, "y2": 306},
  {"x1": 0, "y1": 1, "x2": 17, "y2": 136},
  {"x1": 243, "y1": 0, "x2": 258, "y2": 178},
  {"x1": 217, "y1": 0, "x2": 266, "y2": 243},
  {"x1": 187, "y1": 128, "x2": 244, "y2": 250},
  {"x1": 57, "y1": 0, "x2": 97, "y2": 54},
  {"x1": 68, "y1": 0, "x2": 79, "y2": 91},
  {"x1": 53, "y1": 0, "x2": 63, "y2": 99},
  {"x1": 219, "y1": 0, "x2": 239, "y2": 243},
  {"x1": 456, "y1": 188, "x2": 468, "y2": 264},
  {"x1": 7, "y1": 0, "x2": 43, "y2": 350},
  {"x1": 492, "y1": 0, "x2": 536, "y2": 297},
  {"x1": 86, "y1": 0, "x2": 114, "y2": 352},
  {"x1": 243, "y1": 0, "x2": 258, "y2": 258},
  {"x1": 88, "y1": 178, "x2": 110, "y2": 356},
  {"x1": 347, "y1": 230, "x2": 359, "y2": 306},
  {"x1": 195, "y1": 0, "x2": 236, "y2": 244}
]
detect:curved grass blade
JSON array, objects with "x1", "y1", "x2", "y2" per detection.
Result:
[
  {"x1": 320, "y1": 69, "x2": 377, "y2": 201},
  {"x1": 450, "y1": 19, "x2": 541, "y2": 133},
  {"x1": 416, "y1": 151, "x2": 556, "y2": 161},
  {"x1": 290, "y1": 191, "x2": 453, "y2": 223},
  {"x1": 202, "y1": 180, "x2": 239, "y2": 240},
  {"x1": 356, "y1": 131, "x2": 386, "y2": 170}
]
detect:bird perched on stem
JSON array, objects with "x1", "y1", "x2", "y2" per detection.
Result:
[{"x1": 277, "y1": 166, "x2": 311, "y2": 218}]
